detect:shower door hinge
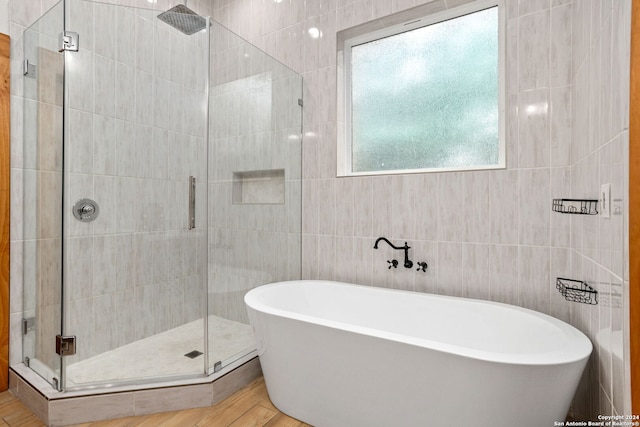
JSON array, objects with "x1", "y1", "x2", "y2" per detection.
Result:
[
  {"x1": 24, "y1": 357, "x2": 30, "y2": 367},
  {"x1": 58, "y1": 31, "x2": 79, "y2": 52},
  {"x1": 22, "y1": 317, "x2": 35, "y2": 335},
  {"x1": 22, "y1": 60, "x2": 36, "y2": 78},
  {"x1": 55, "y1": 335, "x2": 77, "y2": 356},
  {"x1": 213, "y1": 361, "x2": 222, "y2": 372},
  {"x1": 297, "y1": 98, "x2": 303, "y2": 107}
]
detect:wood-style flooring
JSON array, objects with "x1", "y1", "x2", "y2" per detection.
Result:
[{"x1": 0, "y1": 378, "x2": 312, "y2": 427}]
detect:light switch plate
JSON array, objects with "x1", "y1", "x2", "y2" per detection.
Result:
[{"x1": 600, "y1": 183, "x2": 611, "y2": 218}]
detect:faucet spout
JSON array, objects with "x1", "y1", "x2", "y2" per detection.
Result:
[{"x1": 373, "y1": 237, "x2": 406, "y2": 250}]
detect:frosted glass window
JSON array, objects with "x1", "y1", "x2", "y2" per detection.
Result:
[{"x1": 346, "y1": 6, "x2": 503, "y2": 174}]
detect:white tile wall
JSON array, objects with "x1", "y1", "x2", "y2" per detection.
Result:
[{"x1": 211, "y1": 0, "x2": 632, "y2": 421}]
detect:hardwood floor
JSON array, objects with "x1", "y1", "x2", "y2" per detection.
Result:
[{"x1": 0, "y1": 378, "x2": 311, "y2": 427}]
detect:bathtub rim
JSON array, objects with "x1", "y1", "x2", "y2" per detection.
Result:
[{"x1": 245, "y1": 280, "x2": 593, "y2": 367}]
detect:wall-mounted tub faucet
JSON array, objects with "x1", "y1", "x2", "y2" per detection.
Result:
[
  {"x1": 374, "y1": 237, "x2": 412, "y2": 268},
  {"x1": 374, "y1": 237, "x2": 427, "y2": 272},
  {"x1": 374, "y1": 237, "x2": 414, "y2": 269}
]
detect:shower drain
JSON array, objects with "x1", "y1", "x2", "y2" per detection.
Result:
[{"x1": 184, "y1": 350, "x2": 203, "y2": 359}]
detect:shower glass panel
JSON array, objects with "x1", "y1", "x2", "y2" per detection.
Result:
[
  {"x1": 21, "y1": 0, "x2": 65, "y2": 390},
  {"x1": 61, "y1": 0, "x2": 210, "y2": 389},
  {"x1": 207, "y1": 21, "x2": 302, "y2": 374}
]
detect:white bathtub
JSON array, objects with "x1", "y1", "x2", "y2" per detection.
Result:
[{"x1": 245, "y1": 280, "x2": 592, "y2": 427}]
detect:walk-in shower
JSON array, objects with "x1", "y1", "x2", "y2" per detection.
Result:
[{"x1": 17, "y1": 0, "x2": 302, "y2": 399}]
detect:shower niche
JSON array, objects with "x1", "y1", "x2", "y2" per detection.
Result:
[
  {"x1": 232, "y1": 169, "x2": 285, "y2": 205},
  {"x1": 16, "y1": 0, "x2": 302, "y2": 420}
]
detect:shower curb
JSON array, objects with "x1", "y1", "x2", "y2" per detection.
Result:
[{"x1": 9, "y1": 356, "x2": 262, "y2": 426}]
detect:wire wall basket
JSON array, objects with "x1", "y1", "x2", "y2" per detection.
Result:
[
  {"x1": 556, "y1": 278, "x2": 598, "y2": 305},
  {"x1": 552, "y1": 199, "x2": 598, "y2": 215}
]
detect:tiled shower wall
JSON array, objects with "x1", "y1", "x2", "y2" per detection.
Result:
[{"x1": 211, "y1": 0, "x2": 632, "y2": 420}]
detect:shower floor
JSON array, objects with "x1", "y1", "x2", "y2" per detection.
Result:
[{"x1": 66, "y1": 315, "x2": 255, "y2": 387}]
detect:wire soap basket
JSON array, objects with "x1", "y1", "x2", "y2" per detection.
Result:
[
  {"x1": 552, "y1": 199, "x2": 598, "y2": 215},
  {"x1": 556, "y1": 278, "x2": 598, "y2": 305}
]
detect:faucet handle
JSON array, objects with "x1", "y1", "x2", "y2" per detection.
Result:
[
  {"x1": 387, "y1": 260, "x2": 398, "y2": 269},
  {"x1": 416, "y1": 261, "x2": 428, "y2": 272}
]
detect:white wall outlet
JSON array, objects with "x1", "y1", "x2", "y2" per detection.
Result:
[{"x1": 600, "y1": 183, "x2": 611, "y2": 218}]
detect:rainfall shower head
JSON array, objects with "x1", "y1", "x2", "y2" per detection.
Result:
[{"x1": 157, "y1": 3, "x2": 206, "y2": 35}]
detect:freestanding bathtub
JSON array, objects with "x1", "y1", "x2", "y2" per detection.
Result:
[{"x1": 245, "y1": 280, "x2": 592, "y2": 427}]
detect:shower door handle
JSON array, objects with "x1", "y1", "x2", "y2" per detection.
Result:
[{"x1": 189, "y1": 176, "x2": 196, "y2": 230}]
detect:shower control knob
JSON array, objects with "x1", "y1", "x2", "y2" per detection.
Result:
[
  {"x1": 387, "y1": 260, "x2": 398, "y2": 269},
  {"x1": 416, "y1": 261, "x2": 428, "y2": 272},
  {"x1": 73, "y1": 198, "x2": 100, "y2": 222}
]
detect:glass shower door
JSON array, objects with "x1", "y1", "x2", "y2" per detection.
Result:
[
  {"x1": 207, "y1": 21, "x2": 303, "y2": 374},
  {"x1": 21, "y1": 0, "x2": 65, "y2": 390},
  {"x1": 60, "y1": 0, "x2": 210, "y2": 389}
]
